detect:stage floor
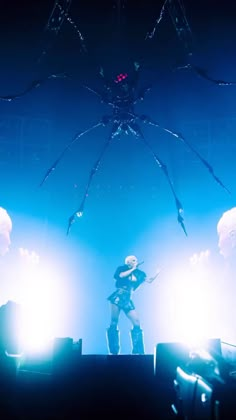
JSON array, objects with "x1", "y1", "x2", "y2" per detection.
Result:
[
  {"x1": 1, "y1": 353, "x2": 177, "y2": 420},
  {"x1": 1, "y1": 349, "x2": 236, "y2": 419}
]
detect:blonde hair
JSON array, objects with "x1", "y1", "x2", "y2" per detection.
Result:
[
  {"x1": 0, "y1": 207, "x2": 12, "y2": 234},
  {"x1": 125, "y1": 255, "x2": 137, "y2": 265},
  {"x1": 217, "y1": 207, "x2": 236, "y2": 236}
]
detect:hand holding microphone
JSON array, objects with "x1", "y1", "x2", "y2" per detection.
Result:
[
  {"x1": 132, "y1": 260, "x2": 144, "y2": 270},
  {"x1": 137, "y1": 260, "x2": 144, "y2": 267}
]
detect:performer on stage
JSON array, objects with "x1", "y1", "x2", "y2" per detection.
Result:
[{"x1": 106, "y1": 255, "x2": 155, "y2": 355}]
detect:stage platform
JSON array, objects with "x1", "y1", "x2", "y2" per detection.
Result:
[
  {"x1": 0, "y1": 343, "x2": 236, "y2": 419},
  {"x1": 0, "y1": 353, "x2": 177, "y2": 420}
]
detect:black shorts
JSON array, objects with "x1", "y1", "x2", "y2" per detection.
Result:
[{"x1": 107, "y1": 288, "x2": 135, "y2": 313}]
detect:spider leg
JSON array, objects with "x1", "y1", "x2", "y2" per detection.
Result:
[
  {"x1": 67, "y1": 121, "x2": 119, "y2": 235},
  {"x1": 133, "y1": 86, "x2": 152, "y2": 105},
  {"x1": 0, "y1": 73, "x2": 69, "y2": 102},
  {"x1": 145, "y1": 0, "x2": 168, "y2": 40},
  {"x1": 176, "y1": 64, "x2": 236, "y2": 86},
  {"x1": 127, "y1": 122, "x2": 187, "y2": 236},
  {"x1": 136, "y1": 114, "x2": 231, "y2": 195},
  {"x1": 82, "y1": 85, "x2": 105, "y2": 101},
  {"x1": 191, "y1": 65, "x2": 236, "y2": 86},
  {"x1": 82, "y1": 85, "x2": 115, "y2": 108},
  {"x1": 40, "y1": 116, "x2": 112, "y2": 187},
  {"x1": 167, "y1": 0, "x2": 193, "y2": 56},
  {"x1": 45, "y1": 0, "x2": 72, "y2": 36}
]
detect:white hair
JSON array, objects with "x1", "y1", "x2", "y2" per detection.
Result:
[
  {"x1": 0, "y1": 207, "x2": 12, "y2": 234},
  {"x1": 217, "y1": 207, "x2": 236, "y2": 236},
  {"x1": 125, "y1": 255, "x2": 137, "y2": 265}
]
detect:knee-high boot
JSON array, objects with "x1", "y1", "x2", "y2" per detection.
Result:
[
  {"x1": 130, "y1": 326, "x2": 145, "y2": 355},
  {"x1": 106, "y1": 326, "x2": 120, "y2": 355}
]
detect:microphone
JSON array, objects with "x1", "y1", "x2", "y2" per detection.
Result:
[{"x1": 137, "y1": 260, "x2": 144, "y2": 267}]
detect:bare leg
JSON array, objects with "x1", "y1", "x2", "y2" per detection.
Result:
[
  {"x1": 126, "y1": 309, "x2": 140, "y2": 327},
  {"x1": 126, "y1": 309, "x2": 145, "y2": 355},
  {"x1": 106, "y1": 304, "x2": 121, "y2": 355},
  {"x1": 110, "y1": 303, "x2": 121, "y2": 328}
]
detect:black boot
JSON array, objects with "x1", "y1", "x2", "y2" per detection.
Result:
[
  {"x1": 106, "y1": 326, "x2": 120, "y2": 355},
  {"x1": 130, "y1": 326, "x2": 145, "y2": 355}
]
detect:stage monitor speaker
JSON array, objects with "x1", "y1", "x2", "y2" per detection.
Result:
[
  {"x1": 154, "y1": 338, "x2": 222, "y2": 385},
  {"x1": 53, "y1": 337, "x2": 73, "y2": 374},
  {"x1": 52, "y1": 337, "x2": 83, "y2": 377},
  {"x1": 53, "y1": 337, "x2": 73, "y2": 355}
]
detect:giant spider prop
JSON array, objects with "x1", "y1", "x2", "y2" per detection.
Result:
[
  {"x1": 40, "y1": 61, "x2": 230, "y2": 236},
  {"x1": 0, "y1": 0, "x2": 233, "y2": 235}
]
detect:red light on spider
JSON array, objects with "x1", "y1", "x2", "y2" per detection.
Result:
[{"x1": 114, "y1": 72, "x2": 129, "y2": 83}]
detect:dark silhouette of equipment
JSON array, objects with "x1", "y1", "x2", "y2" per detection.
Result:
[{"x1": 171, "y1": 347, "x2": 236, "y2": 419}]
